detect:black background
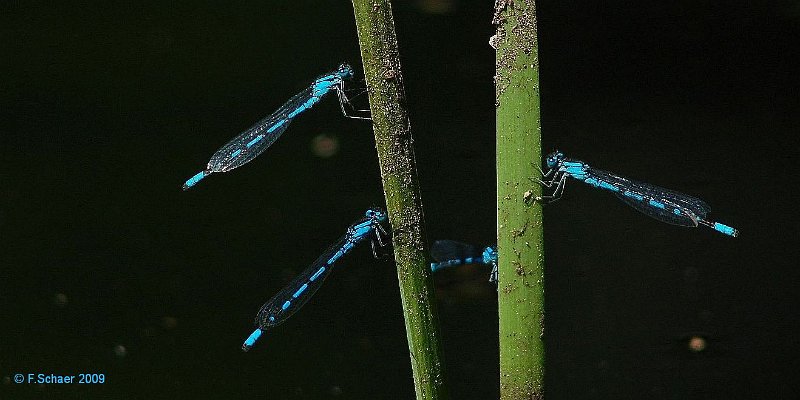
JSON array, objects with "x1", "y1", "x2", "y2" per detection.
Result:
[{"x1": 2, "y1": 0, "x2": 799, "y2": 399}]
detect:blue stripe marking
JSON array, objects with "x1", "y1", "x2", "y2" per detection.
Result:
[
  {"x1": 246, "y1": 135, "x2": 263, "y2": 148},
  {"x1": 266, "y1": 119, "x2": 288, "y2": 134},
  {"x1": 292, "y1": 284, "x2": 308, "y2": 299},
  {"x1": 328, "y1": 243, "x2": 355, "y2": 264},
  {"x1": 309, "y1": 266, "x2": 326, "y2": 282},
  {"x1": 327, "y1": 252, "x2": 343, "y2": 264},
  {"x1": 564, "y1": 163, "x2": 587, "y2": 180},
  {"x1": 281, "y1": 300, "x2": 291, "y2": 311},
  {"x1": 623, "y1": 191, "x2": 644, "y2": 201},
  {"x1": 598, "y1": 180, "x2": 618, "y2": 191},
  {"x1": 648, "y1": 199, "x2": 666, "y2": 209},
  {"x1": 287, "y1": 101, "x2": 312, "y2": 119},
  {"x1": 351, "y1": 221, "x2": 372, "y2": 234},
  {"x1": 231, "y1": 149, "x2": 242, "y2": 158}
]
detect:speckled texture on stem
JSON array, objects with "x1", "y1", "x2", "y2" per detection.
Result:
[
  {"x1": 495, "y1": 0, "x2": 546, "y2": 399},
  {"x1": 351, "y1": 1, "x2": 449, "y2": 399}
]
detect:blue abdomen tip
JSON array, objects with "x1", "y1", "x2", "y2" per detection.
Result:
[
  {"x1": 714, "y1": 222, "x2": 739, "y2": 237},
  {"x1": 182, "y1": 171, "x2": 207, "y2": 190},
  {"x1": 242, "y1": 329, "x2": 262, "y2": 352}
]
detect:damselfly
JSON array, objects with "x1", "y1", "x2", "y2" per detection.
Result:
[
  {"x1": 183, "y1": 64, "x2": 368, "y2": 190},
  {"x1": 431, "y1": 240, "x2": 498, "y2": 282},
  {"x1": 536, "y1": 151, "x2": 739, "y2": 237},
  {"x1": 242, "y1": 208, "x2": 388, "y2": 351}
]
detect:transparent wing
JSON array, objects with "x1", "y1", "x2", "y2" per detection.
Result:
[
  {"x1": 590, "y1": 168, "x2": 711, "y2": 215},
  {"x1": 207, "y1": 87, "x2": 315, "y2": 173},
  {"x1": 589, "y1": 168, "x2": 707, "y2": 227},
  {"x1": 253, "y1": 212, "x2": 381, "y2": 329},
  {"x1": 613, "y1": 193, "x2": 699, "y2": 227},
  {"x1": 430, "y1": 240, "x2": 482, "y2": 263},
  {"x1": 254, "y1": 234, "x2": 348, "y2": 329}
]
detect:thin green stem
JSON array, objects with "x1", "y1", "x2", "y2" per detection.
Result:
[
  {"x1": 350, "y1": 1, "x2": 448, "y2": 399},
  {"x1": 495, "y1": 0, "x2": 545, "y2": 399}
]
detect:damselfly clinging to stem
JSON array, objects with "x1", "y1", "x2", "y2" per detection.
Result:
[
  {"x1": 535, "y1": 151, "x2": 739, "y2": 237},
  {"x1": 183, "y1": 63, "x2": 369, "y2": 190},
  {"x1": 242, "y1": 208, "x2": 388, "y2": 351}
]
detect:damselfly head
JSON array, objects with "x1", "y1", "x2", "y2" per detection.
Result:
[
  {"x1": 545, "y1": 150, "x2": 565, "y2": 168},
  {"x1": 482, "y1": 246, "x2": 498, "y2": 264},
  {"x1": 365, "y1": 207, "x2": 387, "y2": 222},
  {"x1": 338, "y1": 63, "x2": 354, "y2": 80}
]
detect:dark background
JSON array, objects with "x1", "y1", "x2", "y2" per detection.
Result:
[{"x1": 2, "y1": 0, "x2": 799, "y2": 399}]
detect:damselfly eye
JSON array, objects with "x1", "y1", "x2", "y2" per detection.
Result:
[{"x1": 338, "y1": 64, "x2": 353, "y2": 78}]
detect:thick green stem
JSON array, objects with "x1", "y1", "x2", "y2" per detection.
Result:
[
  {"x1": 351, "y1": 1, "x2": 448, "y2": 399},
  {"x1": 495, "y1": 0, "x2": 545, "y2": 399}
]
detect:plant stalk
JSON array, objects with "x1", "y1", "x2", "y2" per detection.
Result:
[
  {"x1": 351, "y1": 1, "x2": 449, "y2": 399},
  {"x1": 494, "y1": 0, "x2": 546, "y2": 399}
]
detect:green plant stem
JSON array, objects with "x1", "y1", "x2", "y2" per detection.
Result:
[
  {"x1": 351, "y1": 1, "x2": 448, "y2": 399},
  {"x1": 495, "y1": 0, "x2": 545, "y2": 399}
]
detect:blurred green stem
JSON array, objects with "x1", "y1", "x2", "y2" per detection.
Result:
[
  {"x1": 351, "y1": 1, "x2": 449, "y2": 399},
  {"x1": 495, "y1": 0, "x2": 546, "y2": 399}
]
